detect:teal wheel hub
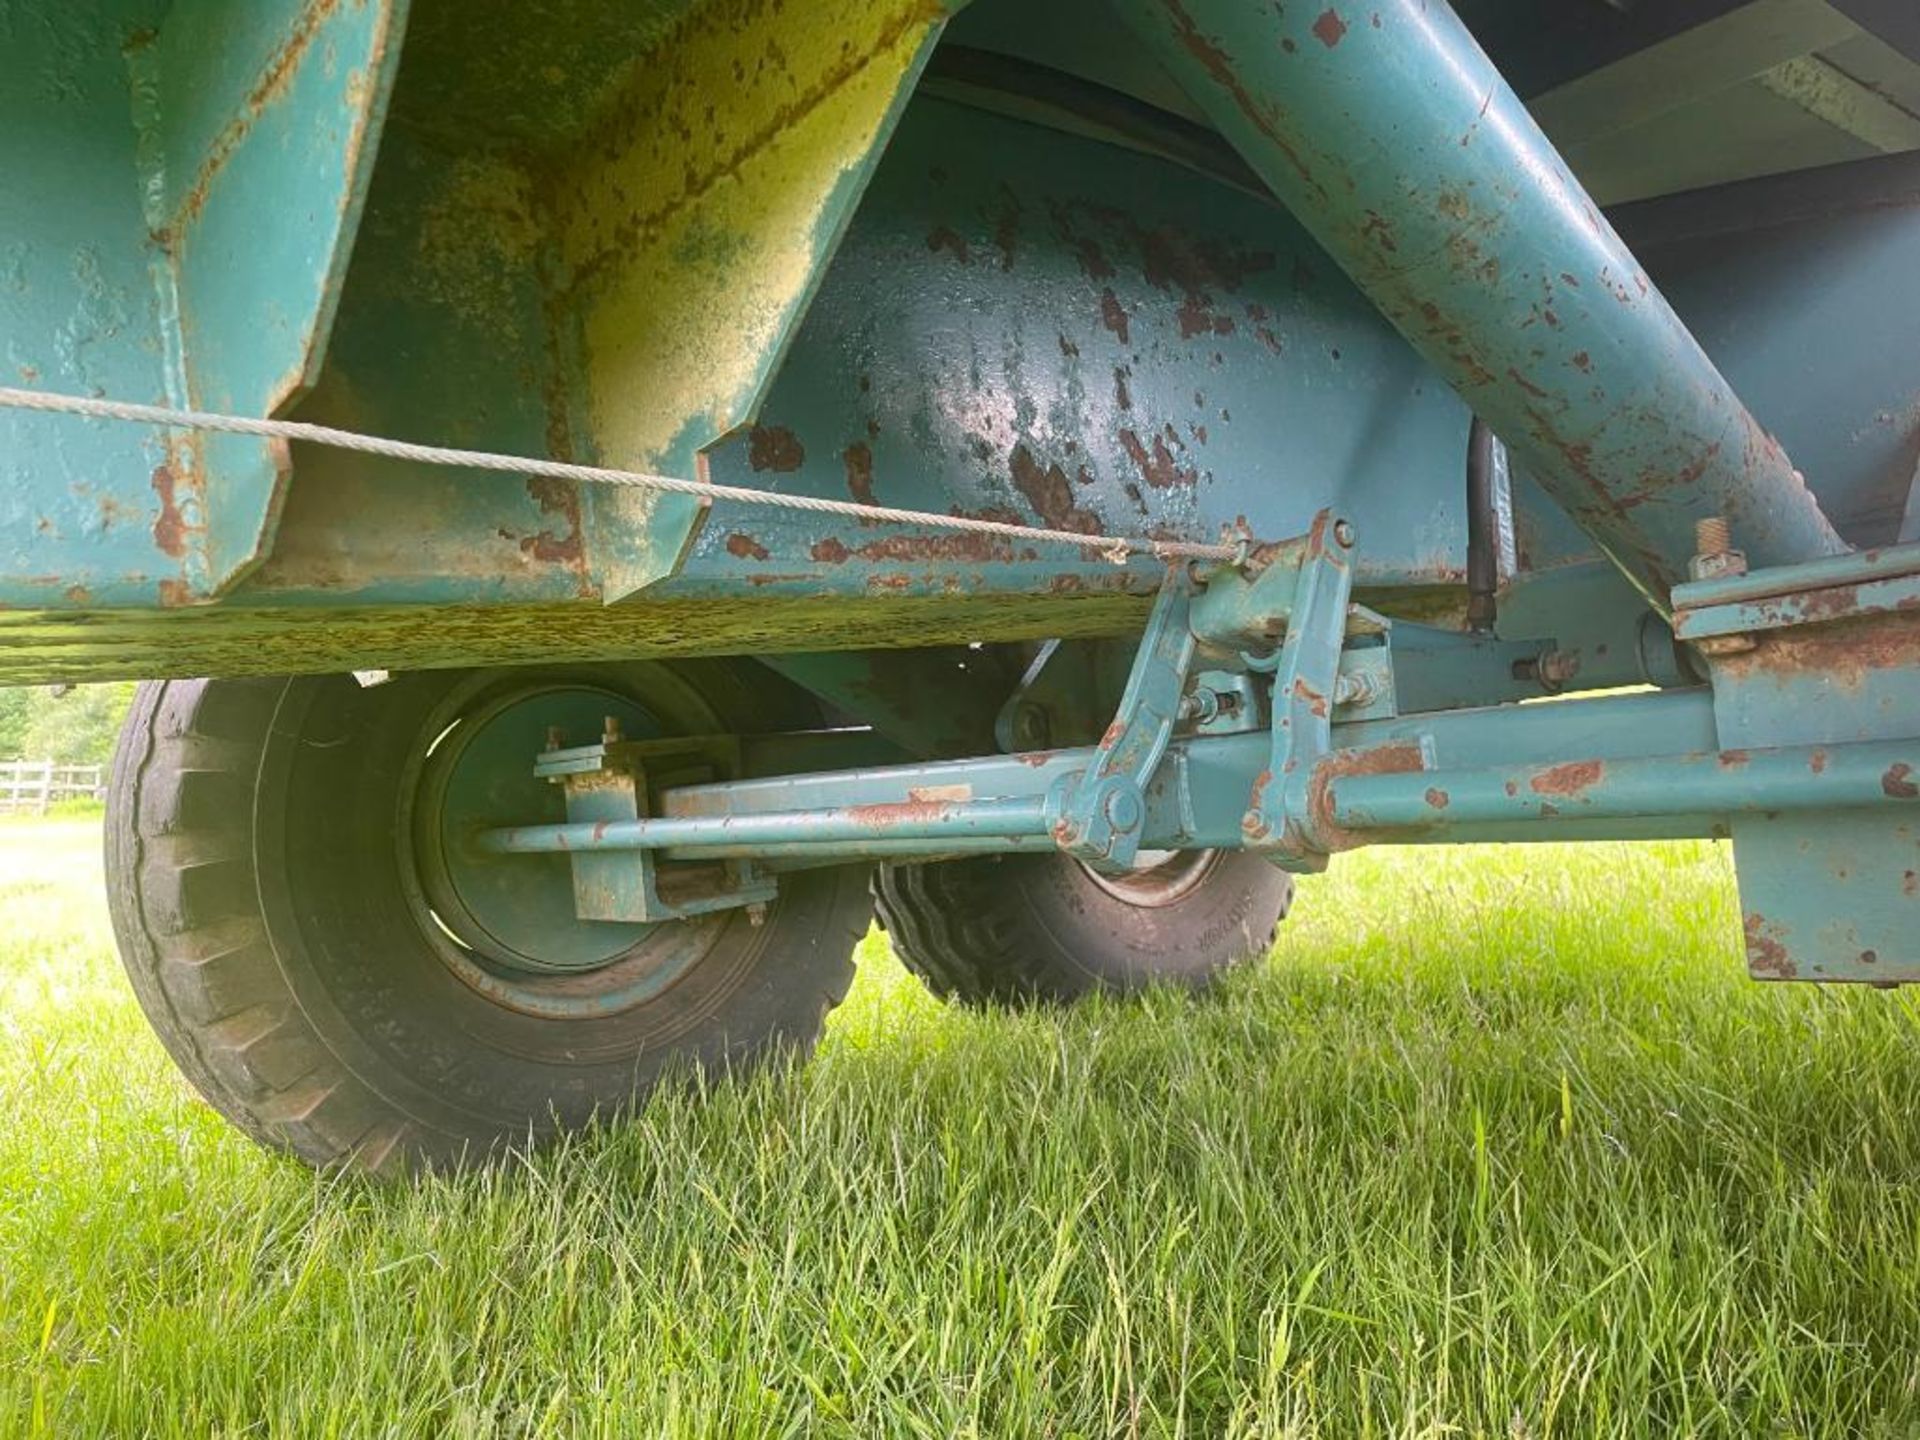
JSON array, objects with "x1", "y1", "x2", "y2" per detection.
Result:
[{"x1": 404, "y1": 678, "x2": 725, "y2": 1017}]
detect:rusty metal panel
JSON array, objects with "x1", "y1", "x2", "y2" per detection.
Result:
[
  {"x1": 553, "y1": 0, "x2": 959, "y2": 597},
  {"x1": 0, "y1": 0, "x2": 405, "y2": 607},
  {"x1": 1676, "y1": 545, "x2": 1920, "y2": 980}
]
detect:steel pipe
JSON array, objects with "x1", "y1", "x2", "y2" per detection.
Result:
[
  {"x1": 1119, "y1": 0, "x2": 1847, "y2": 606},
  {"x1": 1329, "y1": 741, "x2": 1918, "y2": 830},
  {"x1": 477, "y1": 795, "x2": 1052, "y2": 856}
]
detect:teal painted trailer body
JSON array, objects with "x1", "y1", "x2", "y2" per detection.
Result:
[{"x1": 4, "y1": 0, "x2": 1920, "y2": 993}]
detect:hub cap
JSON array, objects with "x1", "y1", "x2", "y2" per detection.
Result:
[{"x1": 402, "y1": 679, "x2": 726, "y2": 1018}]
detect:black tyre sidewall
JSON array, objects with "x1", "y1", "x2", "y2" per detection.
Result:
[{"x1": 107, "y1": 666, "x2": 869, "y2": 1167}]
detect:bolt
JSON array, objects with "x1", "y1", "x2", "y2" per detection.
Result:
[
  {"x1": 1696, "y1": 633, "x2": 1758, "y2": 657},
  {"x1": 1332, "y1": 672, "x2": 1377, "y2": 708},
  {"x1": 1689, "y1": 516, "x2": 1747, "y2": 581},
  {"x1": 1332, "y1": 519, "x2": 1356, "y2": 549},
  {"x1": 1512, "y1": 649, "x2": 1578, "y2": 693},
  {"x1": 545, "y1": 725, "x2": 565, "y2": 753},
  {"x1": 746, "y1": 902, "x2": 768, "y2": 928},
  {"x1": 1179, "y1": 688, "x2": 1222, "y2": 725},
  {"x1": 1101, "y1": 784, "x2": 1143, "y2": 833},
  {"x1": 1540, "y1": 650, "x2": 1580, "y2": 686},
  {"x1": 1240, "y1": 809, "x2": 1269, "y2": 839},
  {"x1": 602, "y1": 715, "x2": 623, "y2": 745}
]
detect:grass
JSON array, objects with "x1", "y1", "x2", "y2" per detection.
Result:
[{"x1": 4, "y1": 823, "x2": 1920, "y2": 1436}]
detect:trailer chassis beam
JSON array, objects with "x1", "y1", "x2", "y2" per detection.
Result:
[{"x1": 474, "y1": 526, "x2": 1920, "y2": 977}]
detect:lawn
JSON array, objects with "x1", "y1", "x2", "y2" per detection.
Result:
[{"x1": 4, "y1": 819, "x2": 1920, "y2": 1436}]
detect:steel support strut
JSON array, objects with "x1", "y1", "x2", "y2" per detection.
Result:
[{"x1": 1115, "y1": 0, "x2": 1848, "y2": 608}]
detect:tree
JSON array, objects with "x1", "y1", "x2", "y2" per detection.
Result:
[
  {"x1": 0, "y1": 688, "x2": 31, "y2": 760},
  {"x1": 0, "y1": 684, "x2": 136, "y2": 765}
]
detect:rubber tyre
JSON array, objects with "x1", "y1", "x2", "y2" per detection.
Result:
[
  {"x1": 104, "y1": 667, "x2": 870, "y2": 1175},
  {"x1": 871, "y1": 850, "x2": 1292, "y2": 1005}
]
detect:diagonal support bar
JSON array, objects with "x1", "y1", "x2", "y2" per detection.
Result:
[{"x1": 1116, "y1": 0, "x2": 1847, "y2": 608}]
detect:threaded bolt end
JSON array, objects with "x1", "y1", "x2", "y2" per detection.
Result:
[{"x1": 1695, "y1": 516, "x2": 1732, "y2": 557}]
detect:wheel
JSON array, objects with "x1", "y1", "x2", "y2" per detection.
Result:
[
  {"x1": 104, "y1": 663, "x2": 870, "y2": 1175},
  {"x1": 871, "y1": 849, "x2": 1292, "y2": 1005}
]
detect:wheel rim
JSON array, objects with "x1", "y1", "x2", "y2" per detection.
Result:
[
  {"x1": 1077, "y1": 848, "x2": 1224, "y2": 908},
  {"x1": 401, "y1": 675, "x2": 731, "y2": 1019}
]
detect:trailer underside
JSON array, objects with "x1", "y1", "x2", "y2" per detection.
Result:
[{"x1": 3, "y1": 0, "x2": 1919, "y2": 1170}]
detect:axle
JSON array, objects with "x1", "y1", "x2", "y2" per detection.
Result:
[{"x1": 476, "y1": 714, "x2": 1914, "y2": 863}]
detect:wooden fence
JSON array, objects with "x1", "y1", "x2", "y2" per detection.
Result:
[{"x1": 0, "y1": 761, "x2": 105, "y2": 815}]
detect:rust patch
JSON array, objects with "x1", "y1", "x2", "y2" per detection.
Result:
[
  {"x1": 1071, "y1": 234, "x2": 1115, "y2": 280},
  {"x1": 156, "y1": 577, "x2": 195, "y2": 608},
  {"x1": 1010, "y1": 445, "x2": 1103, "y2": 535},
  {"x1": 843, "y1": 442, "x2": 876, "y2": 506},
  {"x1": 1883, "y1": 763, "x2": 1919, "y2": 800},
  {"x1": 151, "y1": 465, "x2": 188, "y2": 559},
  {"x1": 1177, "y1": 296, "x2": 1237, "y2": 339},
  {"x1": 1099, "y1": 289, "x2": 1131, "y2": 344},
  {"x1": 833, "y1": 526, "x2": 1019, "y2": 568},
  {"x1": 843, "y1": 800, "x2": 961, "y2": 828},
  {"x1": 1744, "y1": 912, "x2": 1796, "y2": 979},
  {"x1": 1118, "y1": 426, "x2": 1199, "y2": 490},
  {"x1": 1248, "y1": 768, "x2": 1274, "y2": 809},
  {"x1": 521, "y1": 530, "x2": 583, "y2": 565},
  {"x1": 1809, "y1": 748, "x2": 1829, "y2": 774},
  {"x1": 1903, "y1": 869, "x2": 1917, "y2": 897},
  {"x1": 1505, "y1": 367, "x2": 1550, "y2": 401},
  {"x1": 725, "y1": 533, "x2": 770, "y2": 561},
  {"x1": 1156, "y1": 0, "x2": 1327, "y2": 197},
  {"x1": 519, "y1": 475, "x2": 585, "y2": 572},
  {"x1": 749, "y1": 426, "x2": 805, "y2": 473},
  {"x1": 1360, "y1": 211, "x2": 1397, "y2": 254},
  {"x1": 1113, "y1": 367, "x2": 1133, "y2": 412},
  {"x1": 1309, "y1": 741, "x2": 1428, "y2": 852},
  {"x1": 926, "y1": 225, "x2": 969, "y2": 264},
  {"x1": 1311, "y1": 9, "x2": 1348, "y2": 47},
  {"x1": 165, "y1": 0, "x2": 347, "y2": 240},
  {"x1": 1016, "y1": 750, "x2": 1058, "y2": 767},
  {"x1": 1424, "y1": 787, "x2": 1450, "y2": 810},
  {"x1": 1715, "y1": 616, "x2": 1920, "y2": 695},
  {"x1": 1529, "y1": 759, "x2": 1603, "y2": 798},
  {"x1": 1717, "y1": 749, "x2": 1750, "y2": 769}
]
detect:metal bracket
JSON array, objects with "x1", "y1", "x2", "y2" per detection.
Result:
[
  {"x1": 1673, "y1": 538, "x2": 1920, "y2": 982},
  {"x1": 1049, "y1": 510, "x2": 1378, "y2": 875},
  {"x1": 1232, "y1": 512, "x2": 1360, "y2": 872},
  {"x1": 1048, "y1": 564, "x2": 1198, "y2": 873},
  {"x1": 537, "y1": 732, "x2": 778, "y2": 922}
]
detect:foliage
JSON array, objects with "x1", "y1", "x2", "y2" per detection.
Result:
[
  {"x1": 3, "y1": 829, "x2": 1919, "y2": 1435},
  {"x1": 0, "y1": 683, "x2": 136, "y2": 766}
]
